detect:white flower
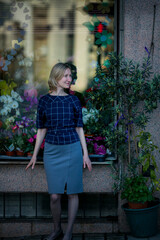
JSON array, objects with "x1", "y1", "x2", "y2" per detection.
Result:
[
  {"x1": 6, "y1": 96, "x2": 13, "y2": 104},
  {"x1": 5, "y1": 106, "x2": 12, "y2": 113},
  {"x1": 11, "y1": 90, "x2": 19, "y2": 99},
  {"x1": 0, "y1": 108, "x2": 8, "y2": 116},
  {"x1": 8, "y1": 117, "x2": 15, "y2": 123},
  {"x1": 17, "y1": 96, "x2": 23, "y2": 102},
  {"x1": 0, "y1": 95, "x2": 7, "y2": 103},
  {"x1": 19, "y1": 124, "x2": 24, "y2": 128},
  {"x1": 82, "y1": 108, "x2": 99, "y2": 124},
  {"x1": 11, "y1": 101, "x2": 19, "y2": 109},
  {"x1": 16, "y1": 110, "x2": 20, "y2": 116}
]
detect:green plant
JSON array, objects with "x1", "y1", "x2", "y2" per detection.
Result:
[
  {"x1": 112, "y1": 131, "x2": 160, "y2": 204},
  {"x1": 85, "y1": 52, "x2": 160, "y2": 163},
  {"x1": 84, "y1": 52, "x2": 160, "y2": 201},
  {"x1": 121, "y1": 174, "x2": 153, "y2": 203},
  {"x1": 136, "y1": 131, "x2": 160, "y2": 190},
  {"x1": 13, "y1": 133, "x2": 27, "y2": 151}
]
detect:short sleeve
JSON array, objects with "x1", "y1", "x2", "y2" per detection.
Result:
[
  {"x1": 36, "y1": 98, "x2": 47, "y2": 129},
  {"x1": 74, "y1": 96, "x2": 83, "y2": 127}
]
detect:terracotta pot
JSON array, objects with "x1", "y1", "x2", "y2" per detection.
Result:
[
  {"x1": 5, "y1": 151, "x2": 16, "y2": 156},
  {"x1": 27, "y1": 152, "x2": 33, "y2": 157},
  {"x1": 128, "y1": 201, "x2": 148, "y2": 209},
  {"x1": 16, "y1": 150, "x2": 24, "y2": 156}
]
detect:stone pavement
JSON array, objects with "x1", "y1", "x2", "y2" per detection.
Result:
[
  {"x1": 1, "y1": 233, "x2": 160, "y2": 240},
  {"x1": 0, "y1": 233, "x2": 125, "y2": 240}
]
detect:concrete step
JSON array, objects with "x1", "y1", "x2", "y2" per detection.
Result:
[{"x1": 0, "y1": 233, "x2": 125, "y2": 240}]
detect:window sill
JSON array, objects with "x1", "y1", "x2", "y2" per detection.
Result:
[{"x1": 0, "y1": 154, "x2": 116, "y2": 165}]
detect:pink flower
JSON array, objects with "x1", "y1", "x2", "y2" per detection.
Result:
[
  {"x1": 12, "y1": 125, "x2": 19, "y2": 130},
  {"x1": 86, "y1": 138, "x2": 93, "y2": 143},
  {"x1": 28, "y1": 137, "x2": 34, "y2": 143},
  {"x1": 94, "y1": 136, "x2": 104, "y2": 141},
  {"x1": 41, "y1": 139, "x2": 45, "y2": 149},
  {"x1": 94, "y1": 143, "x2": 106, "y2": 155},
  {"x1": 24, "y1": 88, "x2": 38, "y2": 98},
  {"x1": 33, "y1": 134, "x2": 37, "y2": 139}
]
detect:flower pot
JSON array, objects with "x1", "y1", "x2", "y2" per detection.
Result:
[
  {"x1": 27, "y1": 152, "x2": 33, "y2": 157},
  {"x1": 122, "y1": 200, "x2": 160, "y2": 237},
  {"x1": 128, "y1": 201, "x2": 148, "y2": 209},
  {"x1": 5, "y1": 151, "x2": 16, "y2": 156},
  {"x1": 16, "y1": 150, "x2": 24, "y2": 156}
]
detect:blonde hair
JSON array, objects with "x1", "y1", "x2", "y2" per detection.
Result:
[{"x1": 48, "y1": 63, "x2": 71, "y2": 91}]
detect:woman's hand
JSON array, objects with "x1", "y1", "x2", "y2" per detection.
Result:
[
  {"x1": 83, "y1": 155, "x2": 92, "y2": 171},
  {"x1": 25, "y1": 155, "x2": 37, "y2": 170}
]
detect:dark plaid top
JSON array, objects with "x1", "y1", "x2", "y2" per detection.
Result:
[{"x1": 36, "y1": 93, "x2": 83, "y2": 145}]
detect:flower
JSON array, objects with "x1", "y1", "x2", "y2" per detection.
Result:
[
  {"x1": 0, "y1": 95, "x2": 7, "y2": 103},
  {"x1": 94, "y1": 143, "x2": 106, "y2": 155},
  {"x1": 86, "y1": 135, "x2": 106, "y2": 155},
  {"x1": 1, "y1": 108, "x2": 9, "y2": 115},
  {"x1": 11, "y1": 90, "x2": 19, "y2": 99},
  {"x1": 8, "y1": 117, "x2": 15, "y2": 123},
  {"x1": 28, "y1": 137, "x2": 34, "y2": 143},
  {"x1": 82, "y1": 107, "x2": 99, "y2": 124},
  {"x1": 11, "y1": 101, "x2": 19, "y2": 109},
  {"x1": 95, "y1": 31, "x2": 112, "y2": 48}
]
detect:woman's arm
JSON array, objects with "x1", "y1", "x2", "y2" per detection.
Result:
[
  {"x1": 76, "y1": 127, "x2": 92, "y2": 171},
  {"x1": 26, "y1": 128, "x2": 47, "y2": 170}
]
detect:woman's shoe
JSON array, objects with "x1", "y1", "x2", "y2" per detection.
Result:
[{"x1": 44, "y1": 229, "x2": 64, "y2": 240}]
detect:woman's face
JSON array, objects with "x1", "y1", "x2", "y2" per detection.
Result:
[{"x1": 57, "y1": 68, "x2": 72, "y2": 89}]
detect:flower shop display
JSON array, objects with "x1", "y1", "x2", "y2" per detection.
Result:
[
  {"x1": 0, "y1": 90, "x2": 23, "y2": 120},
  {"x1": 0, "y1": 84, "x2": 39, "y2": 158}
]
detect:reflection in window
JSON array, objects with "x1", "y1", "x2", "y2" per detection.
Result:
[{"x1": 0, "y1": 0, "x2": 115, "y2": 93}]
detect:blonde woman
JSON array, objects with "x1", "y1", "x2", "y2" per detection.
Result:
[{"x1": 26, "y1": 63, "x2": 92, "y2": 240}]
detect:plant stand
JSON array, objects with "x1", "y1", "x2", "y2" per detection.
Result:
[{"x1": 122, "y1": 200, "x2": 160, "y2": 237}]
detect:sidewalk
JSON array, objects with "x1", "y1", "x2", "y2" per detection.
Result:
[{"x1": 1, "y1": 233, "x2": 160, "y2": 240}]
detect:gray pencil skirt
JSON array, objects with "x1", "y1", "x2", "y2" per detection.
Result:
[{"x1": 43, "y1": 141, "x2": 83, "y2": 194}]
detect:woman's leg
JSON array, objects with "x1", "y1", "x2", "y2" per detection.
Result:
[
  {"x1": 63, "y1": 194, "x2": 79, "y2": 240},
  {"x1": 46, "y1": 194, "x2": 62, "y2": 240}
]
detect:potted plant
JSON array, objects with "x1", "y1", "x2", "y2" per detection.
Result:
[
  {"x1": 3, "y1": 136, "x2": 16, "y2": 156},
  {"x1": 13, "y1": 133, "x2": 27, "y2": 156},
  {"x1": 84, "y1": 52, "x2": 160, "y2": 236},
  {"x1": 112, "y1": 131, "x2": 160, "y2": 237}
]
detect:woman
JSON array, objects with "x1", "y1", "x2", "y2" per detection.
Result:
[{"x1": 26, "y1": 63, "x2": 92, "y2": 240}]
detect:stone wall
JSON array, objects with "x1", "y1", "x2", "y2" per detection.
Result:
[{"x1": 119, "y1": 0, "x2": 160, "y2": 233}]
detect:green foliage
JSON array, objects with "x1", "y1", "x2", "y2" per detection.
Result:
[
  {"x1": 84, "y1": 52, "x2": 160, "y2": 201},
  {"x1": 121, "y1": 174, "x2": 154, "y2": 203},
  {"x1": 0, "y1": 80, "x2": 17, "y2": 95},
  {"x1": 136, "y1": 131, "x2": 160, "y2": 190},
  {"x1": 85, "y1": 52, "x2": 160, "y2": 162}
]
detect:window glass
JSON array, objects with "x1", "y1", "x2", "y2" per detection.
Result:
[{"x1": 0, "y1": 0, "x2": 115, "y2": 93}]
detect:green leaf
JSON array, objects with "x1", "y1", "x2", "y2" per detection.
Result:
[{"x1": 83, "y1": 22, "x2": 94, "y2": 31}]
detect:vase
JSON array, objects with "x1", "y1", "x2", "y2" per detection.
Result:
[
  {"x1": 27, "y1": 152, "x2": 33, "y2": 157},
  {"x1": 122, "y1": 200, "x2": 160, "y2": 237},
  {"x1": 16, "y1": 150, "x2": 24, "y2": 156},
  {"x1": 5, "y1": 151, "x2": 16, "y2": 156}
]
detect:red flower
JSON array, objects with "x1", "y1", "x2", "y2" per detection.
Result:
[{"x1": 86, "y1": 88, "x2": 93, "y2": 92}]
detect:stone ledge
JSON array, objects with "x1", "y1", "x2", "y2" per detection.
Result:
[{"x1": 0, "y1": 220, "x2": 119, "y2": 238}]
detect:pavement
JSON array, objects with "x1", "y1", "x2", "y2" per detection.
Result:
[{"x1": 1, "y1": 233, "x2": 160, "y2": 240}]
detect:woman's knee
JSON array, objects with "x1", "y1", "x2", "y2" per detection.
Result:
[
  {"x1": 50, "y1": 194, "x2": 61, "y2": 203},
  {"x1": 68, "y1": 194, "x2": 78, "y2": 200}
]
